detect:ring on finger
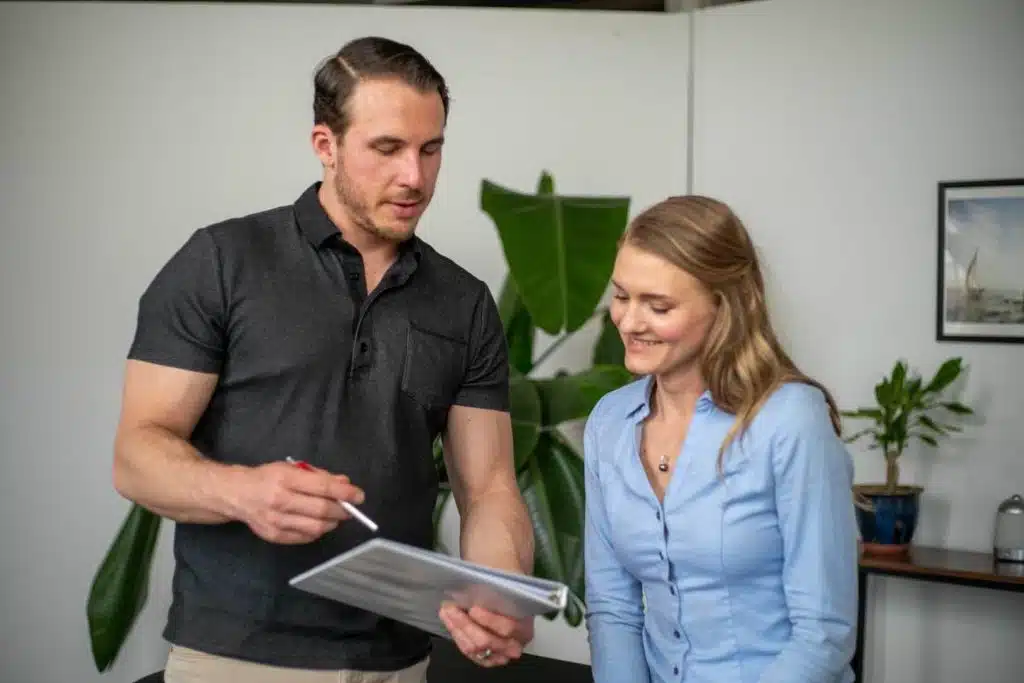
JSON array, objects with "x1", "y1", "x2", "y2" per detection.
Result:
[{"x1": 476, "y1": 647, "x2": 493, "y2": 661}]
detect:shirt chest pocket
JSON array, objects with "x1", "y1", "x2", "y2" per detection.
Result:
[{"x1": 401, "y1": 322, "x2": 466, "y2": 408}]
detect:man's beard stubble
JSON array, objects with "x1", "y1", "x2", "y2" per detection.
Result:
[{"x1": 333, "y1": 168, "x2": 419, "y2": 244}]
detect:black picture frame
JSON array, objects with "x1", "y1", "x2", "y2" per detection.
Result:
[{"x1": 936, "y1": 177, "x2": 1024, "y2": 344}]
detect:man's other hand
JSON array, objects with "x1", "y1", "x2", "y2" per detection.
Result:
[{"x1": 439, "y1": 602, "x2": 535, "y2": 667}]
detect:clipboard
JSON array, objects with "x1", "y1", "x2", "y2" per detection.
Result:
[{"x1": 289, "y1": 537, "x2": 569, "y2": 638}]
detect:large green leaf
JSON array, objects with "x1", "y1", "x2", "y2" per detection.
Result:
[
  {"x1": 87, "y1": 503, "x2": 162, "y2": 671},
  {"x1": 497, "y1": 273, "x2": 520, "y2": 327},
  {"x1": 562, "y1": 593, "x2": 585, "y2": 628},
  {"x1": 433, "y1": 487, "x2": 452, "y2": 554},
  {"x1": 432, "y1": 435, "x2": 448, "y2": 485},
  {"x1": 518, "y1": 434, "x2": 587, "y2": 627},
  {"x1": 592, "y1": 308, "x2": 625, "y2": 367},
  {"x1": 543, "y1": 435, "x2": 586, "y2": 605},
  {"x1": 517, "y1": 450, "x2": 566, "y2": 586},
  {"x1": 535, "y1": 365, "x2": 635, "y2": 427},
  {"x1": 480, "y1": 172, "x2": 630, "y2": 336},
  {"x1": 509, "y1": 374, "x2": 542, "y2": 470},
  {"x1": 497, "y1": 276, "x2": 535, "y2": 375}
]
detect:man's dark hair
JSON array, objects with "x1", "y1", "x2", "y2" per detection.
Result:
[{"x1": 313, "y1": 36, "x2": 450, "y2": 138}]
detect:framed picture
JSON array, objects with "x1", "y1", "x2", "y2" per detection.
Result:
[{"x1": 937, "y1": 178, "x2": 1024, "y2": 343}]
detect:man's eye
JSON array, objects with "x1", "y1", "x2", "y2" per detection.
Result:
[{"x1": 375, "y1": 145, "x2": 399, "y2": 155}]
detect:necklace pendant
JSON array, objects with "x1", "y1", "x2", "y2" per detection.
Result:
[{"x1": 658, "y1": 456, "x2": 669, "y2": 473}]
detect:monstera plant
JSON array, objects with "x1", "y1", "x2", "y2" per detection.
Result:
[
  {"x1": 86, "y1": 171, "x2": 633, "y2": 672},
  {"x1": 432, "y1": 171, "x2": 633, "y2": 628}
]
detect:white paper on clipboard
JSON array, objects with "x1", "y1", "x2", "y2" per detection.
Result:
[{"x1": 289, "y1": 537, "x2": 569, "y2": 638}]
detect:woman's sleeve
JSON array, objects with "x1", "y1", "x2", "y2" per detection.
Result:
[
  {"x1": 758, "y1": 388, "x2": 859, "y2": 683},
  {"x1": 583, "y1": 404, "x2": 651, "y2": 683}
]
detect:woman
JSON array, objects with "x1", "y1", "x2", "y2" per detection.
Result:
[{"x1": 583, "y1": 195, "x2": 857, "y2": 683}]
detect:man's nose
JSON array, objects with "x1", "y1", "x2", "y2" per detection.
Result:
[{"x1": 397, "y1": 151, "x2": 424, "y2": 189}]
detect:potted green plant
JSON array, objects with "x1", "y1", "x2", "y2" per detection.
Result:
[
  {"x1": 432, "y1": 171, "x2": 634, "y2": 627},
  {"x1": 86, "y1": 171, "x2": 635, "y2": 672},
  {"x1": 841, "y1": 357, "x2": 974, "y2": 556}
]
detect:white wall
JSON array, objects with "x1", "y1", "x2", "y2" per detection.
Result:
[
  {"x1": 3, "y1": 1, "x2": 1022, "y2": 682},
  {"x1": 0, "y1": 2, "x2": 688, "y2": 682},
  {"x1": 692, "y1": 0, "x2": 1024, "y2": 681}
]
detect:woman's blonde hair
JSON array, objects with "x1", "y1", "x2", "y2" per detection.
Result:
[{"x1": 621, "y1": 195, "x2": 841, "y2": 467}]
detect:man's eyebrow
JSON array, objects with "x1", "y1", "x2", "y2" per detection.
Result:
[
  {"x1": 367, "y1": 135, "x2": 445, "y2": 147},
  {"x1": 368, "y1": 135, "x2": 404, "y2": 146}
]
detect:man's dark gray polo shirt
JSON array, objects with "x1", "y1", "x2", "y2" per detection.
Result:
[{"x1": 127, "y1": 182, "x2": 510, "y2": 671}]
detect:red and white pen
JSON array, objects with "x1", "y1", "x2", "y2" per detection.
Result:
[{"x1": 285, "y1": 456, "x2": 379, "y2": 533}]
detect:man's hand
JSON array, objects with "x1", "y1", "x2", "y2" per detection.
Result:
[
  {"x1": 231, "y1": 462, "x2": 365, "y2": 544},
  {"x1": 439, "y1": 602, "x2": 535, "y2": 668}
]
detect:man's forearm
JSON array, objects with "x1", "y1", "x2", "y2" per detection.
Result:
[
  {"x1": 459, "y1": 487, "x2": 534, "y2": 574},
  {"x1": 113, "y1": 425, "x2": 242, "y2": 524}
]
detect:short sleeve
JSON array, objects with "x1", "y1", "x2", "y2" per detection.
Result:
[
  {"x1": 127, "y1": 228, "x2": 226, "y2": 374},
  {"x1": 452, "y1": 282, "x2": 510, "y2": 411}
]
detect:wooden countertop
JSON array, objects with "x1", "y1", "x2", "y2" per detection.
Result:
[{"x1": 859, "y1": 545, "x2": 1024, "y2": 586}]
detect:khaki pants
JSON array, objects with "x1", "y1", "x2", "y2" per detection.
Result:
[{"x1": 165, "y1": 645, "x2": 430, "y2": 683}]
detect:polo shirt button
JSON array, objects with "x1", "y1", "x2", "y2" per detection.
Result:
[
  {"x1": 669, "y1": 586, "x2": 676, "y2": 595},
  {"x1": 674, "y1": 629, "x2": 680, "y2": 638},
  {"x1": 656, "y1": 511, "x2": 661, "y2": 520},
  {"x1": 659, "y1": 551, "x2": 664, "y2": 560},
  {"x1": 359, "y1": 341, "x2": 369, "y2": 353},
  {"x1": 673, "y1": 666, "x2": 679, "y2": 675}
]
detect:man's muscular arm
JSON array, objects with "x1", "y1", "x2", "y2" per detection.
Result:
[
  {"x1": 112, "y1": 360, "x2": 231, "y2": 523},
  {"x1": 112, "y1": 359, "x2": 364, "y2": 544},
  {"x1": 442, "y1": 404, "x2": 533, "y2": 574}
]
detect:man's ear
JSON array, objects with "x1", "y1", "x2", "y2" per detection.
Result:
[{"x1": 311, "y1": 124, "x2": 339, "y2": 169}]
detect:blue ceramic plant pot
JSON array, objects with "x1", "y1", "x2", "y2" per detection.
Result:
[{"x1": 854, "y1": 484, "x2": 923, "y2": 556}]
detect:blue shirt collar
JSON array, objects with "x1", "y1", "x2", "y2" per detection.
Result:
[{"x1": 625, "y1": 375, "x2": 715, "y2": 422}]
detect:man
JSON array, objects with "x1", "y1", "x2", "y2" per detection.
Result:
[{"x1": 112, "y1": 36, "x2": 535, "y2": 683}]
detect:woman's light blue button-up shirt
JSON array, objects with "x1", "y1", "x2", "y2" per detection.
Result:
[{"x1": 583, "y1": 376, "x2": 858, "y2": 683}]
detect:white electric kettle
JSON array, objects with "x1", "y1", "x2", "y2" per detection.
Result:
[{"x1": 994, "y1": 493, "x2": 1024, "y2": 562}]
